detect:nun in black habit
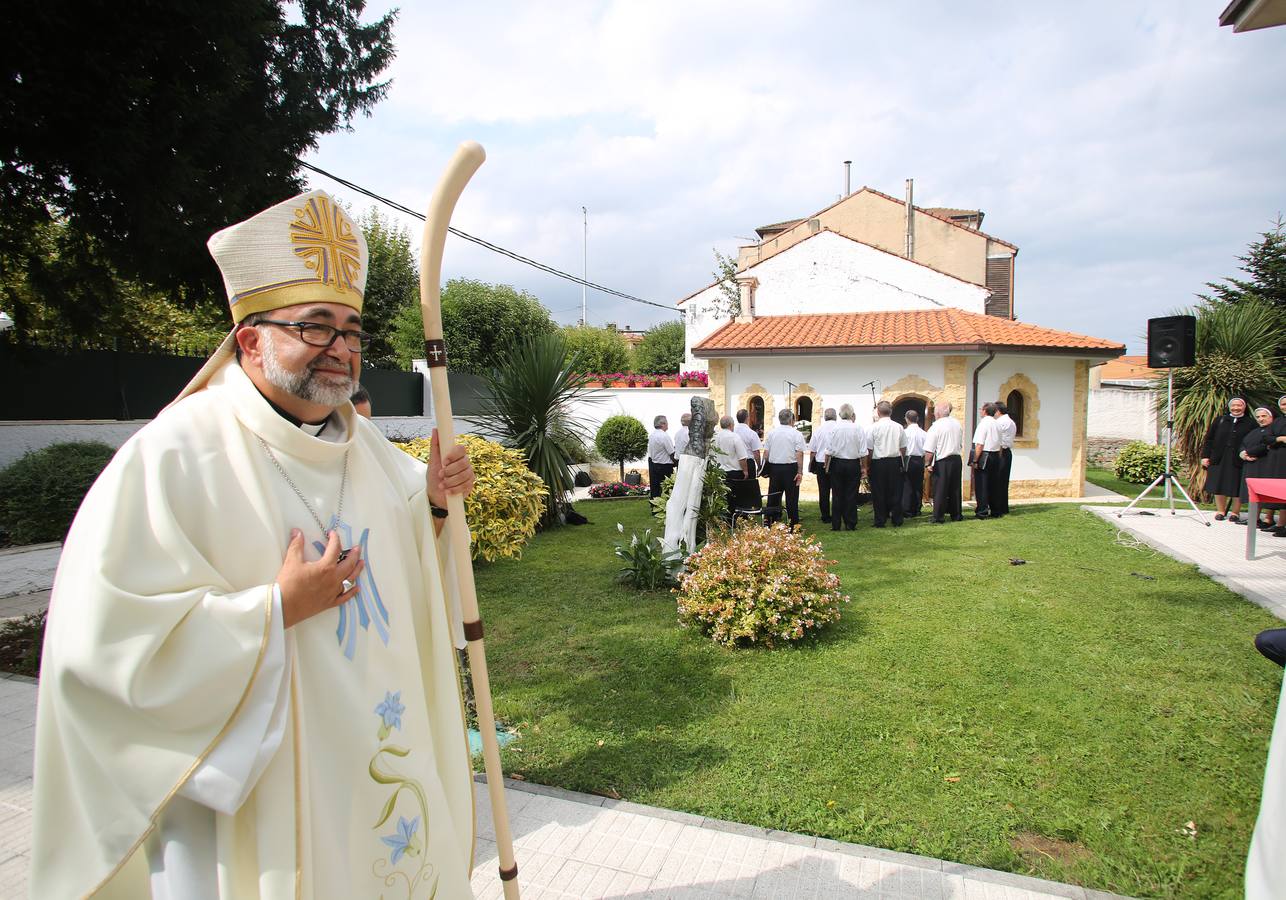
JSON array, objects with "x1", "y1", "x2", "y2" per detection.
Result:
[
  {"x1": 1239, "y1": 406, "x2": 1284, "y2": 534},
  {"x1": 1201, "y1": 396, "x2": 1255, "y2": 522}
]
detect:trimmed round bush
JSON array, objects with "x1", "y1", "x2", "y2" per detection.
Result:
[
  {"x1": 595, "y1": 415, "x2": 648, "y2": 480},
  {"x1": 398, "y1": 434, "x2": 546, "y2": 562},
  {"x1": 676, "y1": 525, "x2": 848, "y2": 648},
  {"x1": 0, "y1": 442, "x2": 117, "y2": 544},
  {"x1": 1113, "y1": 440, "x2": 1175, "y2": 484}
]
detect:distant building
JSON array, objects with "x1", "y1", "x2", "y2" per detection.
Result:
[
  {"x1": 677, "y1": 183, "x2": 1124, "y2": 499},
  {"x1": 1087, "y1": 355, "x2": 1161, "y2": 466}
]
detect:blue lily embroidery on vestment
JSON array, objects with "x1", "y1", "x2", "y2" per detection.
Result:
[
  {"x1": 380, "y1": 815, "x2": 422, "y2": 865},
  {"x1": 313, "y1": 518, "x2": 391, "y2": 659},
  {"x1": 375, "y1": 690, "x2": 404, "y2": 741}
]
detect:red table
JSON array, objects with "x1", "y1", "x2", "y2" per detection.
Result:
[{"x1": 1245, "y1": 477, "x2": 1286, "y2": 559}]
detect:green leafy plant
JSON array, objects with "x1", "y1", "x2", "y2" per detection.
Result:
[
  {"x1": 0, "y1": 611, "x2": 45, "y2": 677},
  {"x1": 632, "y1": 320, "x2": 685, "y2": 375},
  {"x1": 649, "y1": 457, "x2": 728, "y2": 546},
  {"x1": 595, "y1": 415, "x2": 648, "y2": 481},
  {"x1": 0, "y1": 441, "x2": 116, "y2": 544},
  {"x1": 677, "y1": 525, "x2": 848, "y2": 648},
  {"x1": 613, "y1": 524, "x2": 684, "y2": 590},
  {"x1": 1113, "y1": 441, "x2": 1175, "y2": 485},
  {"x1": 398, "y1": 434, "x2": 546, "y2": 562},
  {"x1": 470, "y1": 331, "x2": 596, "y2": 525}
]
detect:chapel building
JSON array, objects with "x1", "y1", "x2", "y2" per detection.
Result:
[{"x1": 680, "y1": 184, "x2": 1125, "y2": 499}]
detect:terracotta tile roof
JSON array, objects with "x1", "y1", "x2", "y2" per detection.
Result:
[
  {"x1": 1098, "y1": 355, "x2": 1159, "y2": 381},
  {"x1": 754, "y1": 218, "x2": 804, "y2": 237},
  {"x1": 693, "y1": 309, "x2": 1124, "y2": 356}
]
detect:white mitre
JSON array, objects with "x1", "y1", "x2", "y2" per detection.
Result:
[{"x1": 175, "y1": 189, "x2": 368, "y2": 402}]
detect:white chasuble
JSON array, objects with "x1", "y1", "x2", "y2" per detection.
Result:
[
  {"x1": 1248, "y1": 669, "x2": 1286, "y2": 899},
  {"x1": 32, "y1": 361, "x2": 474, "y2": 899}
]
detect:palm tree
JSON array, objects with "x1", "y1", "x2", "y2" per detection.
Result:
[
  {"x1": 470, "y1": 331, "x2": 597, "y2": 524},
  {"x1": 1155, "y1": 298, "x2": 1286, "y2": 496}
]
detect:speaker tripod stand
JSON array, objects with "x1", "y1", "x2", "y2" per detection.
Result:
[{"x1": 1117, "y1": 367, "x2": 1209, "y2": 525}]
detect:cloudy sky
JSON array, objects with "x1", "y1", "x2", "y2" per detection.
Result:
[{"x1": 306, "y1": 1, "x2": 1286, "y2": 354}]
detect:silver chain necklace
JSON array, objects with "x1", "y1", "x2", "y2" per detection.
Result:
[{"x1": 257, "y1": 437, "x2": 349, "y2": 539}]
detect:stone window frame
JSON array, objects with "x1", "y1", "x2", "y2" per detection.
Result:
[
  {"x1": 736, "y1": 384, "x2": 775, "y2": 438},
  {"x1": 997, "y1": 372, "x2": 1040, "y2": 449},
  {"x1": 787, "y1": 382, "x2": 824, "y2": 430}
]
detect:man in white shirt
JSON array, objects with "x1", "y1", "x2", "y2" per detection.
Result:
[
  {"x1": 673, "y1": 412, "x2": 692, "y2": 457},
  {"x1": 734, "y1": 408, "x2": 763, "y2": 472},
  {"x1": 902, "y1": 409, "x2": 927, "y2": 517},
  {"x1": 923, "y1": 400, "x2": 965, "y2": 524},
  {"x1": 970, "y1": 402, "x2": 1002, "y2": 519},
  {"x1": 825, "y1": 403, "x2": 868, "y2": 531},
  {"x1": 993, "y1": 402, "x2": 1017, "y2": 518},
  {"x1": 713, "y1": 415, "x2": 751, "y2": 482},
  {"x1": 763, "y1": 409, "x2": 808, "y2": 527},
  {"x1": 867, "y1": 401, "x2": 908, "y2": 528},
  {"x1": 647, "y1": 414, "x2": 676, "y2": 499},
  {"x1": 809, "y1": 408, "x2": 838, "y2": 524}
]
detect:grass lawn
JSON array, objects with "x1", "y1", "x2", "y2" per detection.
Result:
[
  {"x1": 1086, "y1": 467, "x2": 1216, "y2": 510},
  {"x1": 472, "y1": 498, "x2": 1281, "y2": 899}
]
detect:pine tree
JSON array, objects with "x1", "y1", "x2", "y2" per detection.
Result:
[{"x1": 1202, "y1": 217, "x2": 1286, "y2": 309}]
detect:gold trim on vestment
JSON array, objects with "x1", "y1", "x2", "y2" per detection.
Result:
[
  {"x1": 230, "y1": 281, "x2": 364, "y2": 323},
  {"x1": 291, "y1": 663, "x2": 303, "y2": 900},
  {"x1": 85, "y1": 585, "x2": 277, "y2": 898}
]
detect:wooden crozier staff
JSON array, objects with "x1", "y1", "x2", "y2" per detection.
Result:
[{"x1": 418, "y1": 140, "x2": 520, "y2": 898}]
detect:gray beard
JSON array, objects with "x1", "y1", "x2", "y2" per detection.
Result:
[{"x1": 259, "y1": 329, "x2": 357, "y2": 408}]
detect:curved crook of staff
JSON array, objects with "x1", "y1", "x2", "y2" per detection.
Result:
[{"x1": 418, "y1": 140, "x2": 520, "y2": 898}]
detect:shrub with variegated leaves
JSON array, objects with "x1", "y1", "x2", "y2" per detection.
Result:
[
  {"x1": 676, "y1": 525, "x2": 848, "y2": 648},
  {"x1": 398, "y1": 434, "x2": 546, "y2": 562}
]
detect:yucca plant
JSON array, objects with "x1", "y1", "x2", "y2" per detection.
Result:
[
  {"x1": 1154, "y1": 298, "x2": 1286, "y2": 496},
  {"x1": 469, "y1": 332, "x2": 598, "y2": 525}
]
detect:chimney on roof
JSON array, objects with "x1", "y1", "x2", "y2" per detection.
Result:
[
  {"x1": 904, "y1": 178, "x2": 915, "y2": 260},
  {"x1": 734, "y1": 275, "x2": 759, "y2": 324},
  {"x1": 843, "y1": 160, "x2": 852, "y2": 197}
]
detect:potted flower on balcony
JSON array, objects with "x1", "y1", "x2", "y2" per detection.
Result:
[{"x1": 659, "y1": 373, "x2": 680, "y2": 388}]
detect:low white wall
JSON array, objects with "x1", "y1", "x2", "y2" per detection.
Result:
[{"x1": 1088, "y1": 387, "x2": 1158, "y2": 443}]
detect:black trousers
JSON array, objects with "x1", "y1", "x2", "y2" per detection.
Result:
[
  {"x1": 813, "y1": 463, "x2": 832, "y2": 522},
  {"x1": 1256, "y1": 628, "x2": 1286, "y2": 667},
  {"x1": 931, "y1": 454, "x2": 963, "y2": 522},
  {"x1": 870, "y1": 457, "x2": 904, "y2": 527},
  {"x1": 648, "y1": 460, "x2": 674, "y2": 499},
  {"x1": 973, "y1": 451, "x2": 996, "y2": 517},
  {"x1": 829, "y1": 458, "x2": 861, "y2": 530},
  {"x1": 765, "y1": 462, "x2": 800, "y2": 526},
  {"x1": 903, "y1": 456, "x2": 925, "y2": 517},
  {"x1": 993, "y1": 448, "x2": 1012, "y2": 517}
]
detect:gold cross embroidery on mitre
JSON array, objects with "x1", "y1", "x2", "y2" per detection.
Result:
[{"x1": 290, "y1": 196, "x2": 362, "y2": 293}]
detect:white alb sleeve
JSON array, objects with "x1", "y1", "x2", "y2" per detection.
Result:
[{"x1": 178, "y1": 585, "x2": 292, "y2": 815}]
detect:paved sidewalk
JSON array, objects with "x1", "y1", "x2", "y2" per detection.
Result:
[
  {"x1": 1087, "y1": 506, "x2": 1286, "y2": 620},
  {"x1": 0, "y1": 544, "x2": 58, "y2": 601},
  {"x1": 0, "y1": 675, "x2": 1123, "y2": 900}
]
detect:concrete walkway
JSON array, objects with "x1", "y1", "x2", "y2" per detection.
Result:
[
  {"x1": 0, "y1": 672, "x2": 1123, "y2": 899},
  {"x1": 1086, "y1": 506, "x2": 1286, "y2": 620}
]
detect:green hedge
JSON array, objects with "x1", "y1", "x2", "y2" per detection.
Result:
[
  {"x1": 0, "y1": 442, "x2": 116, "y2": 544},
  {"x1": 1113, "y1": 441, "x2": 1175, "y2": 484}
]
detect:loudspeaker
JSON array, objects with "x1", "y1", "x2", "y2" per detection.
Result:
[{"x1": 1147, "y1": 315, "x2": 1196, "y2": 368}]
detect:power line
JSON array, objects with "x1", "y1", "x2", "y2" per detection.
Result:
[{"x1": 297, "y1": 160, "x2": 679, "y2": 315}]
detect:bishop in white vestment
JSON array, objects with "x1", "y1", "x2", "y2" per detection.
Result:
[{"x1": 32, "y1": 191, "x2": 478, "y2": 899}]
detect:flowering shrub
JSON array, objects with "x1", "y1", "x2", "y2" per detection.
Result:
[
  {"x1": 676, "y1": 525, "x2": 848, "y2": 648},
  {"x1": 680, "y1": 370, "x2": 709, "y2": 386},
  {"x1": 589, "y1": 481, "x2": 650, "y2": 498},
  {"x1": 398, "y1": 434, "x2": 546, "y2": 562}
]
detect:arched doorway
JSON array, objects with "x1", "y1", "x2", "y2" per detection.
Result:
[
  {"x1": 892, "y1": 395, "x2": 927, "y2": 428},
  {"x1": 794, "y1": 395, "x2": 813, "y2": 423},
  {"x1": 748, "y1": 395, "x2": 765, "y2": 437}
]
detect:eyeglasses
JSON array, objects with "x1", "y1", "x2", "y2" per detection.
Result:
[{"x1": 256, "y1": 319, "x2": 372, "y2": 352}]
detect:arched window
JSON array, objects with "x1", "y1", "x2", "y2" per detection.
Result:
[
  {"x1": 748, "y1": 396, "x2": 765, "y2": 437},
  {"x1": 892, "y1": 395, "x2": 927, "y2": 428},
  {"x1": 1006, "y1": 390, "x2": 1025, "y2": 437},
  {"x1": 795, "y1": 396, "x2": 813, "y2": 423}
]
